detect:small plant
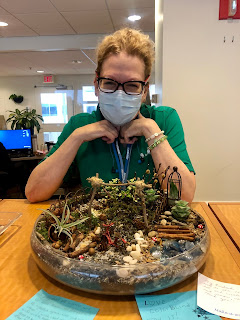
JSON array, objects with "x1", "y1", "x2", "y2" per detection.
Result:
[
  {"x1": 40, "y1": 203, "x2": 89, "y2": 244},
  {"x1": 171, "y1": 200, "x2": 191, "y2": 221},
  {"x1": 6, "y1": 108, "x2": 43, "y2": 134},
  {"x1": 9, "y1": 94, "x2": 24, "y2": 104}
]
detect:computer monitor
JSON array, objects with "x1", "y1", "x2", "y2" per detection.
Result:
[{"x1": 0, "y1": 129, "x2": 32, "y2": 156}]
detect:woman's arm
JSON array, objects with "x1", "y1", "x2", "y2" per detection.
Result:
[{"x1": 25, "y1": 120, "x2": 119, "y2": 203}]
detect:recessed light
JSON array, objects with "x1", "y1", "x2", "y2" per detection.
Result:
[
  {"x1": 128, "y1": 15, "x2": 141, "y2": 22},
  {"x1": 37, "y1": 70, "x2": 44, "y2": 73},
  {"x1": 72, "y1": 60, "x2": 82, "y2": 64},
  {"x1": 0, "y1": 22, "x2": 8, "y2": 27}
]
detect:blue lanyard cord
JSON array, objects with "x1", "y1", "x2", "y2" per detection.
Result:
[
  {"x1": 124, "y1": 143, "x2": 133, "y2": 183},
  {"x1": 115, "y1": 140, "x2": 124, "y2": 181},
  {"x1": 111, "y1": 142, "x2": 122, "y2": 181},
  {"x1": 112, "y1": 140, "x2": 133, "y2": 183}
]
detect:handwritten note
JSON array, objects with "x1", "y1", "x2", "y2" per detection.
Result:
[
  {"x1": 197, "y1": 273, "x2": 240, "y2": 319},
  {"x1": 135, "y1": 290, "x2": 220, "y2": 320},
  {"x1": 6, "y1": 289, "x2": 99, "y2": 320}
]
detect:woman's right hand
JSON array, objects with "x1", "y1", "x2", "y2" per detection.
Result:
[{"x1": 77, "y1": 120, "x2": 119, "y2": 144}]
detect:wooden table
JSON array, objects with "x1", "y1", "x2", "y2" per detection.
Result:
[
  {"x1": 209, "y1": 202, "x2": 240, "y2": 252},
  {"x1": 0, "y1": 200, "x2": 240, "y2": 320}
]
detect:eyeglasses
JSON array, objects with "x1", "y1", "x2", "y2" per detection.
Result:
[{"x1": 97, "y1": 77, "x2": 146, "y2": 95}]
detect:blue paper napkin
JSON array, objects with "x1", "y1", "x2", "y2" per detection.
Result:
[
  {"x1": 135, "y1": 290, "x2": 221, "y2": 320},
  {"x1": 6, "y1": 289, "x2": 99, "y2": 320}
]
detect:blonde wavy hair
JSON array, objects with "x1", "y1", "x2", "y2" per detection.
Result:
[{"x1": 95, "y1": 28, "x2": 155, "y2": 79}]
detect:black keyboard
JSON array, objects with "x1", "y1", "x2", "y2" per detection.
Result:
[{"x1": 9, "y1": 153, "x2": 34, "y2": 158}]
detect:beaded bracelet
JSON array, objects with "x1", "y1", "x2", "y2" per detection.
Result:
[
  {"x1": 147, "y1": 135, "x2": 167, "y2": 151},
  {"x1": 145, "y1": 131, "x2": 164, "y2": 143}
]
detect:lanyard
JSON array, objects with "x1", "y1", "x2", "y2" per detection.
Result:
[{"x1": 111, "y1": 140, "x2": 133, "y2": 183}]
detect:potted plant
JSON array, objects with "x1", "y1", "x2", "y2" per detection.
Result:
[
  {"x1": 9, "y1": 94, "x2": 24, "y2": 104},
  {"x1": 6, "y1": 108, "x2": 43, "y2": 135}
]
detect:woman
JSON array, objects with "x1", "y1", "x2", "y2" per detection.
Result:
[{"x1": 25, "y1": 28, "x2": 195, "y2": 203}]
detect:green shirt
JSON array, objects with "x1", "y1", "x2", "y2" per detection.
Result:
[{"x1": 45, "y1": 104, "x2": 195, "y2": 188}]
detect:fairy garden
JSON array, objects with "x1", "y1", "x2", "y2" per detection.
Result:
[{"x1": 33, "y1": 166, "x2": 208, "y2": 272}]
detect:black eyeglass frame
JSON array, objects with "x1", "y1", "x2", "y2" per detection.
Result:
[{"x1": 97, "y1": 77, "x2": 147, "y2": 95}]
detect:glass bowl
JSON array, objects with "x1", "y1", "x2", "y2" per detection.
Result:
[{"x1": 31, "y1": 212, "x2": 210, "y2": 295}]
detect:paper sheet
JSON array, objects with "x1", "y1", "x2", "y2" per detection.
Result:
[
  {"x1": 135, "y1": 290, "x2": 220, "y2": 320},
  {"x1": 197, "y1": 273, "x2": 240, "y2": 319},
  {"x1": 6, "y1": 289, "x2": 99, "y2": 320}
]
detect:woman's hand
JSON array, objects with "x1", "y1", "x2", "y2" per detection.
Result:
[
  {"x1": 77, "y1": 120, "x2": 119, "y2": 144},
  {"x1": 119, "y1": 113, "x2": 160, "y2": 144}
]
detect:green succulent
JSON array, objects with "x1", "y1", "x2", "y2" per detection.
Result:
[
  {"x1": 171, "y1": 200, "x2": 191, "y2": 221},
  {"x1": 40, "y1": 203, "x2": 89, "y2": 243},
  {"x1": 145, "y1": 188, "x2": 159, "y2": 203}
]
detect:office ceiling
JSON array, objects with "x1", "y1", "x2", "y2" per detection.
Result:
[{"x1": 0, "y1": 0, "x2": 155, "y2": 76}]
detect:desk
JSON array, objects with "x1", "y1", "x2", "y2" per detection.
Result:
[
  {"x1": 10, "y1": 155, "x2": 45, "y2": 162},
  {"x1": 0, "y1": 201, "x2": 240, "y2": 320},
  {"x1": 209, "y1": 202, "x2": 240, "y2": 252}
]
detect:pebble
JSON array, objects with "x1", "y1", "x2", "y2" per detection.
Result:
[
  {"x1": 135, "y1": 244, "x2": 141, "y2": 252},
  {"x1": 148, "y1": 231, "x2": 157, "y2": 237},
  {"x1": 116, "y1": 268, "x2": 129, "y2": 278},
  {"x1": 137, "y1": 230, "x2": 144, "y2": 237},
  {"x1": 123, "y1": 256, "x2": 133, "y2": 263},
  {"x1": 164, "y1": 211, "x2": 172, "y2": 216},
  {"x1": 134, "y1": 232, "x2": 141, "y2": 240},
  {"x1": 126, "y1": 246, "x2": 132, "y2": 252},
  {"x1": 94, "y1": 227, "x2": 101, "y2": 235},
  {"x1": 131, "y1": 244, "x2": 136, "y2": 251},
  {"x1": 88, "y1": 248, "x2": 95, "y2": 255},
  {"x1": 160, "y1": 219, "x2": 167, "y2": 226},
  {"x1": 62, "y1": 259, "x2": 71, "y2": 266},
  {"x1": 130, "y1": 250, "x2": 141, "y2": 260},
  {"x1": 129, "y1": 259, "x2": 137, "y2": 265},
  {"x1": 135, "y1": 237, "x2": 144, "y2": 241}
]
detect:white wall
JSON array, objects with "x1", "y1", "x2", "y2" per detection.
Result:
[
  {"x1": 163, "y1": 0, "x2": 240, "y2": 201},
  {"x1": 0, "y1": 74, "x2": 94, "y2": 146}
]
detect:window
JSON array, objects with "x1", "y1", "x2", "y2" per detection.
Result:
[
  {"x1": 43, "y1": 132, "x2": 61, "y2": 144},
  {"x1": 40, "y1": 93, "x2": 68, "y2": 124},
  {"x1": 82, "y1": 86, "x2": 97, "y2": 113}
]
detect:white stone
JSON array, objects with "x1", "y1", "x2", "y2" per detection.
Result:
[
  {"x1": 94, "y1": 226, "x2": 101, "y2": 235},
  {"x1": 123, "y1": 256, "x2": 133, "y2": 263},
  {"x1": 126, "y1": 246, "x2": 132, "y2": 252},
  {"x1": 135, "y1": 237, "x2": 144, "y2": 241},
  {"x1": 129, "y1": 259, "x2": 138, "y2": 265},
  {"x1": 135, "y1": 244, "x2": 141, "y2": 252},
  {"x1": 130, "y1": 250, "x2": 141, "y2": 260},
  {"x1": 160, "y1": 219, "x2": 167, "y2": 226},
  {"x1": 62, "y1": 259, "x2": 71, "y2": 266},
  {"x1": 138, "y1": 230, "x2": 144, "y2": 237},
  {"x1": 164, "y1": 211, "x2": 172, "y2": 216},
  {"x1": 131, "y1": 244, "x2": 136, "y2": 251},
  {"x1": 134, "y1": 232, "x2": 141, "y2": 240},
  {"x1": 116, "y1": 268, "x2": 129, "y2": 278}
]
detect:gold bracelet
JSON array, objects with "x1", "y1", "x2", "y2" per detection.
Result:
[{"x1": 147, "y1": 135, "x2": 167, "y2": 151}]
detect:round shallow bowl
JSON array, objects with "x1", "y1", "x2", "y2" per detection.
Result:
[{"x1": 31, "y1": 213, "x2": 210, "y2": 295}]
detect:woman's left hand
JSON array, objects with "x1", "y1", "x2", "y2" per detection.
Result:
[{"x1": 119, "y1": 113, "x2": 160, "y2": 144}]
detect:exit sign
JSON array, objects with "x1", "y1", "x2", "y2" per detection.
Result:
[{"x1": 43, "y1": 75, "x2": 54, "y2": 83}]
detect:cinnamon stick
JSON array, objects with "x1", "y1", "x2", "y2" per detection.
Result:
[
  {"x1": 157, "y1": 233, "x2": 195, "y2": 241},
  {"x1": 157, "y1": 229, "x2": 193, "y2": 234},
  {"x1": 156, "y1": 225, "x2": 190, "y2": 230}
]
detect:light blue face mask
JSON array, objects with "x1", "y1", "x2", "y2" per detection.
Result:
[{"x1": 99, "y1": 90, "x2": 142, "y2": 126}]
